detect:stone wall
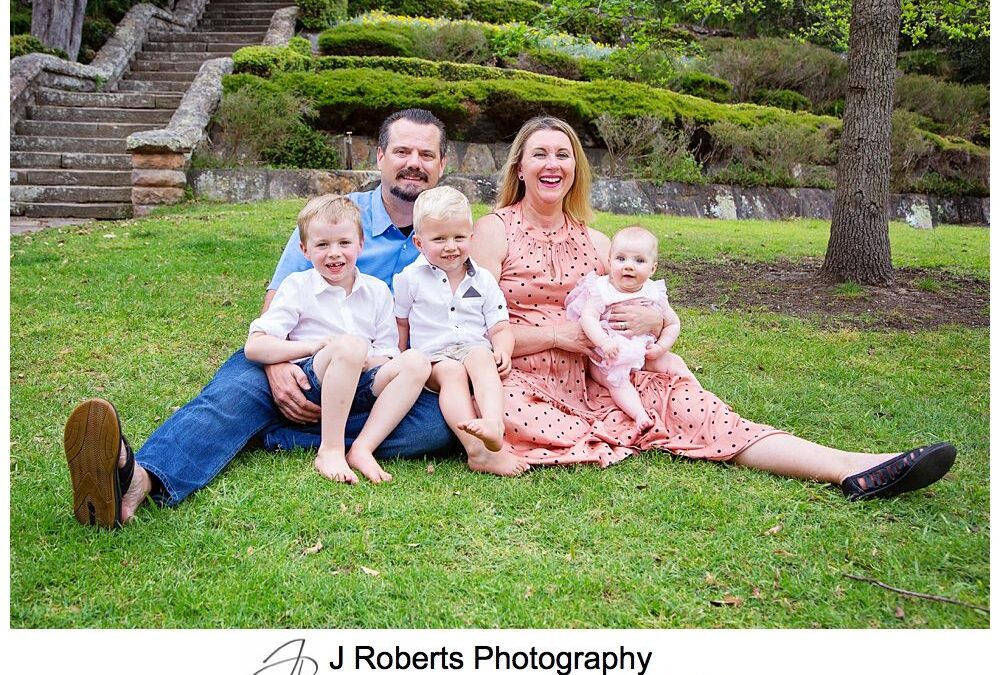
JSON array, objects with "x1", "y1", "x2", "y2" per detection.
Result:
[{"x1": 188, "y1": 169, "x2": 989, "y2": 227}]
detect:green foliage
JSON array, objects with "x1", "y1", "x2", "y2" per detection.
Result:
[
  {"x1": 889, "y1": 110, "x2": 934, "y2": 192},
  {"x1": 751, "y1": 88, "x2": 811, "y2": 112},
  {"x1": 412, "y1": 21, "x2": 494, "y2": 65},
  {"x1": 906, "y1": 172, "x2": 989, "y2": 198},
  {"x1": 318, "y1": 22, "x2": 417, "y2": 56},
  {"x1": 79, "y1": 18, "x2": 116, "y2": 63},
  {"x1": 672, "y1": 71, "x2": 732, "y2": 103},
  {"x1": 464, "y1": 0, "x2": 543, "y2": 24},
  {"x1": 349, "y1": 0, "x2": 466, "y2": 19},
  {"x1": 10, "y1": 34, "x2": 68, "y2": 60},
  {"x1": 514, "y1": 48, "x2": 581, "y2": 80},
  {"x1": 897, "y1": 49, "x2": 949, "y2": 78},
  {"x1": 10, "y1": 1, "x2": 31, "y2": 34},
  {"x1": 262, "y1": 123, "x2": 342, "y2": 169},
  {"x1": 700, "y1": 37, "x2": 847, "y2": 111},
  {"x1": 307, "y1": 54, "x2": 559, "y2": 83},
  {"x1": 706, "y1": 119, "x2": 836, "y2": 189},
  {"x1": 207, "y1": 87, "x2": 318, "y2": 166},
  {"x1": 288, "y1": 36, "x2": 314, "y2": 57},
  {"x1": 297, "y1": 0, "x2": 348, "y2": 30},
  {"x1": 232, "y1": 46, "x2": 310, "y2": 77},
  {"x1": 894, "y1": 74, "x2": 989, "y2": 141}
]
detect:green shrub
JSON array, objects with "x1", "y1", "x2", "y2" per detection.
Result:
[
  {"x1": 705, "y1": 119, "x2": 835, "y2": 188},
  {"x1": 906, "y1": 172, "x2": 988, "y2": 198},
  {"x1": 262, "y1": 123, "x2": 342, "y2": 168},
  {"x1": 10, "y1": 34, "x2": 68, "y2": 59},
  {"x1": 232, "y1": 46, "x2": 310, "y2": 77},
  {"x1": 411, "y1": 21, "x2": 493, "y2": 65},
  {"x1": 897, "y1": 49, "x2": 950, "y2": 78},
  {"x1": 672, "y1": 71, "x2": 732, "y2": 103},
  {"x1": 349, "y1": 0, "x2": 465, "y2": 19},
  {"x1": 318, "y1": 23, "x2": 416, "y2": 56},
  {"x1": 464, "y1": 0, "x2": 542, "y2": 24},
  {"x1": 577, "y1": 58, "x2": 614, "y2": 81},
  {"x1": 701, "y1": 37, "x2": 847, "y2": 110},
  {"x1": 889, "y1": 110, "x2": 933, "y2": 191},
  {"x1": 515, "y1": 48, "x2": 581, "y2": 80},
  {"x1": 894, "y1": 74, "x2": 989, "y2": 141},
  {"x1": 10, "y1": 1, "x2": 31, "y2": 34},
  {"x1": 80, "y1": 17, "x2": 115, "y2": 63},
  {"x1": 606, "y1": 45, "x2": 676, "y2": 88},
  {"x1": 752, "y1": 88, "x2": 811, "y2": 112},
  {"x1": 297, "y1": 0, "x2": 348, "y2": 30},
  {"x1": 287, "y1": 36, "x2": 314, "y2": 57},
  {"x1": 308, "y1": 54, "x2": 559, "y2": 83},
  {"x1": 209, "y1": 87, "x2": 317, "y2": 166}
]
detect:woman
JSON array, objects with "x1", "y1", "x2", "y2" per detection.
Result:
[{"x1": 472, "y1": 116, "x2": 955, "y2": 499}]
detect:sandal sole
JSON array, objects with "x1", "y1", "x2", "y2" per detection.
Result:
[
  {"x1": 852, "y1": 442, "x2": 957, "y2": 500},
  {"x1": 64, "y1": 399, "x2": 122, "y2": 528}
]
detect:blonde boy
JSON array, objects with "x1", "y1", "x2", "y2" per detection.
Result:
[
  {"x1": 393, "y1": 186, "x2": 528, "y2": 477},
  {"x1": 245, "y1": 195, "x2": 430, "y2": 484}
]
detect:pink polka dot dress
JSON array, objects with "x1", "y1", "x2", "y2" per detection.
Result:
[{"x1": 494, "y1": 204, "x2": 787, "y2": 467}]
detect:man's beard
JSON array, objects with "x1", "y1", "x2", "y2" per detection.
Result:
[{"x1": 390, "y1": 171, "x2": 430, "y2": 202}]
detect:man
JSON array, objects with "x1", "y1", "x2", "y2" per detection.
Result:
[{"x1": 64, "y1": 110, "x2": 481, "y2": 528}]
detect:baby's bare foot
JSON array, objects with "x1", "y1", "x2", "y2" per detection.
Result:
[
  {"x1": 457, "y1": 418, "x2": 504, "y2": 452},
  {"x1": 467, "y1": 445, "x2": 530, "y2": 477},
  {"x1": 347, "y1": 449, "x2": 393, "y2": 484},
  {"x1": 315, "y1": 447, "x2": 358, "y2": 484},
  {"x1": 636, "y1": 414, "x2": 654, "y2": 433}
]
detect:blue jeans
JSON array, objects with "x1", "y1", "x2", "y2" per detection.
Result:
[{"x1": 136, "y1": 349, "x2": 456, "y2": 506}]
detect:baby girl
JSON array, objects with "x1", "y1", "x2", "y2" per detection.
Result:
[{"x1": 566, "y1": 225, "x2": 696, "y2": 431}]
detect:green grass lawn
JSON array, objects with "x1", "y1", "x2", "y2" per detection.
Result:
[{"x1": 9, "y1": 200, "x2": 989, "y2": 628}]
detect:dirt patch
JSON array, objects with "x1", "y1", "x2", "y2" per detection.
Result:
[{"x1": 662, "y1": 258, "x2": 988, "y2": 330}]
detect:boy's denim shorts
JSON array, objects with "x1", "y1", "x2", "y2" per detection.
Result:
[{"x1": 299, "y1": 356, "x2": 382, "y2": 416}]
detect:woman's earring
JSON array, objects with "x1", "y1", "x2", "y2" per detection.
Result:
[{"x1": 518, "y1": 174, "x2": 524, "y2": 181}]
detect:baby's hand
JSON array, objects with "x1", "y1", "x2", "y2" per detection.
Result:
[
  {"x1": 601, "y1": 341, "x2": 620, "y2": 361},
  {"x1": 645, "y1": 343, "x2": 667, "y2": 360},
  {"x1": 494, "y1": 349, "x2": 512, "y2": 378}
]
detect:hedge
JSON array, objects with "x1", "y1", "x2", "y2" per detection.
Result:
[{"x1": 347, "y1": 0, "x2": 542, "y2": 23}]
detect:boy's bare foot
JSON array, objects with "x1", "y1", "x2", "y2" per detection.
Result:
[
  {"x1": 457, "y1": 418, "x2": 504, "y2": 452},
  {"x1": 315, "y1": 447, "x2": 359, "y2": 484},
  {"x1": 347, "y1": 449, "x2": 393, "y2": 483},
  {"x1": 467, "y1": 445, "x2": 530, "y2": 477},
  {"x1": 119, "y1": 441, "x2": 151, "y2": 523}
]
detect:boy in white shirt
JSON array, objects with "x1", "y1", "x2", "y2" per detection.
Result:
[
  {"x1": 394, "y1": 186, "x2": 530, "y2": 477},
  {"x1": 246, "y1": 195, "x2": 431, "y2": 485}
]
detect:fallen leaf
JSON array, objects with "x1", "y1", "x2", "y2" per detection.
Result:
[
  {"x1": 302, "y1": 539, "x2": 323, "y2": 555},
  {"x1": 246, "y1": 546, "x2": 255, "y2": 556},
  {"x1": 710, "y1": 595, "x2": 743, "y2": 607},
  {"x1": 514, "y1": 518, "x2": 527, "y2": 526},
  {"x1": 453, "y1": 490, "x2": 461, "y2": 496},
  {"x1": 331, "y1": 567, "x2": 350, "y2": 576},
  {"x1": 524, "y1": 586, "x2": 534, "y2": 598},
  {"x1": 340, "y1": 503, "x2": 347, "y2": 512},
  {"x1": 354, "y1": 504, "x2": 364, "y2": 514},
  {"x1": 103, "y1": 233, "x2": 116, "y2": 239},
  {"x1": 764, "y1": 523, "x2": 783, "y2": 536},
  {"x1": 752, "y1": 587, "x2": 762, "y2": 599},
  {"x1": 895, "y1": 606, "x2": 905, "y2": 619},
  {"x1": 426, "y1": 464, "x2": 435, "y2": 473},
  {"x1": 407, "y1": 543, "x2": 420, "y2": 548},
  {"x1": 359, "y1": 566, "x2": 380, "y2": 577},
  {"x1": 772, "y1": 549, "x2": 795, "y2": 557},
  {"x1": 704, "y1": 573, "x2": 718, "y2": 586}
]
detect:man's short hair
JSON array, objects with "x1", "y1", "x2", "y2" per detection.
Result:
[
  {"x1": 378, "y1": 109, "x2": 448, "y2": 158},
  {"x1": 297, "y1": 194, "x2": 364, "y2": 243},
  {"x1": 412, "y1": 186, "x2": 472, "y2": 235}
]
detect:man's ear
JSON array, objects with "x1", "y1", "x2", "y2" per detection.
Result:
[{"x1": 376, "y1": 146, "x2": 384, "y2": 170}]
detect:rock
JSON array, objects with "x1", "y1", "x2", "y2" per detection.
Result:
[
  {"x1": 132, "y1": 153, "x2": 188, "y2": 170},
  {"x1": 132, "y1": 186, "x2": 185, "y2": 205},
  {"x1": 132, "y1": 169, "x2": 186, "y2": 188}
]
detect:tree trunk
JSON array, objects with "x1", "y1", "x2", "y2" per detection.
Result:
[
  {"x1": 31, "y1": 0, "x2": 89, "y2": 61},
  {"x1": 820, "y1": 0, "x2": 901, "y2": 286}
]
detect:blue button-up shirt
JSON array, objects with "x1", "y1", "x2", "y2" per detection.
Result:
[{"x1": 268, "y1": 188, "x2": 420, "y2": 293}]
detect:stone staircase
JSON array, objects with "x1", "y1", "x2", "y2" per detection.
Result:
[{"x1": 10, "y1": 0, "x2": 287, "y2": 219}]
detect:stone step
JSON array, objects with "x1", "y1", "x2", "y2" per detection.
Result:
[
  {"x1": 202, "y1": 7, "x2": 286, "y2": 15},
  {"x1": 116, "y1": 80, "x2": 190, "y2": 95},
  {"x1": 10, "y1": 168, "x2": 132, "y2": 187},
  {"x1": 16, "y1": 119, "x2": 161, "y2": 138},
  {"x1": 197, "y1": 20, "x2": 273, "y2": 29},
  {"x1": 148, "y1": 31, "x2": 266, "y2": 42},
  {"x1": 11, "y1": 185, "x2": 133, "y2": 203},
  {"x1": 11, "y1": 136, "x2": 128, "y2": 154},
  {"x1": 133, "y1": 51, "x2": 232, "y2": 63},
  {"x1": 36, "y1": 88, "x2": 175, "y2": 109},
  {"x1": 122, "y1": 71, "x2": 199, "y2": 82},
  {"x1": 143, "y1": 40, "x2": 256, "y2": 52},
  {"x1": 11, "y1": 201, "x2": 133, "y2": 219},
  {"x1": 10, "y1": 152, "x2": 133, "y2": 170},
  {"x1": 28, "y1": 105, "x2": 175, "y2": 124},
  {"x1": 130, "y1": 60, "x2": 206, "y2": 73}
]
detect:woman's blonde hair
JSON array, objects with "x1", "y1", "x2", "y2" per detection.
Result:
[{"x1": 495, "y1": 116, "x2": 593, "y2": 225}]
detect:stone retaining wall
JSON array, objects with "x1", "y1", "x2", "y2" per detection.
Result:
[{"x1": 188, "y1": 169, "x2": 989, "y2": 227}]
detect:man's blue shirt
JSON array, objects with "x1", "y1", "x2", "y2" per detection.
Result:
[{"x1": 268, "y1": 188, "x2": 420, "y2": 293}]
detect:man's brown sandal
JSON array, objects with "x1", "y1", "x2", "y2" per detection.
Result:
[
  {"x1": 841, "y1": 442, "x2": 957, "y2": 501},
  {"x1": 64, "y1": 398, "x2": 135, "y2": 528}
]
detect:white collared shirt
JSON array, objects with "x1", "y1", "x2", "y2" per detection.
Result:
[
  {"x1": 249, "y1": 268, "x2": 400, "y2": 361},
  {"x1": 393, "y1": 255, "x2": 508, "y2": 354}
]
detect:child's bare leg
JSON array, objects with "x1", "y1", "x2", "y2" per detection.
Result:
[
  {"x1": 429, "y1": 360, "x2": 529, "y2": 477},
  {"x1": 313, "y1": 336, "x2": 368, "y2": 484},
  {"x1": 455, "y1": 347, "x2": 504, "y2": 452},
  {"x1": 589, "y1": 361, "x2": 653, "y2": 431},
  {"x1": 347, "y1": 350, "x2": 431, "y2": 483},
  {"x1": 646, "y1": 352, "x2": 700, "y2": 386}
]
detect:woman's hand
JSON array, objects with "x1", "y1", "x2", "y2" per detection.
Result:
[
  {"x1": 264, "y1": 362, "x2": 321, "y2": 424},
  {"x1": 553, "y1": 322, "x2": 600, "y2": 360},
  {"x1": 606, "y1": 304, "x2": 664, "y2": 338}
]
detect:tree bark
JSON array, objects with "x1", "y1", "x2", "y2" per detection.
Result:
[
  {"x1": 820, "y1": 0, "x2": 901, "y2": 286},
  {"x1": 31, "y1": 0, "x2": 89, "y2": 61}
]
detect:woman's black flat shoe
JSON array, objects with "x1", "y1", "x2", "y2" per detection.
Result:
[{"x1": 841, "y1": 442, "x2": 957, "y2": 500}]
